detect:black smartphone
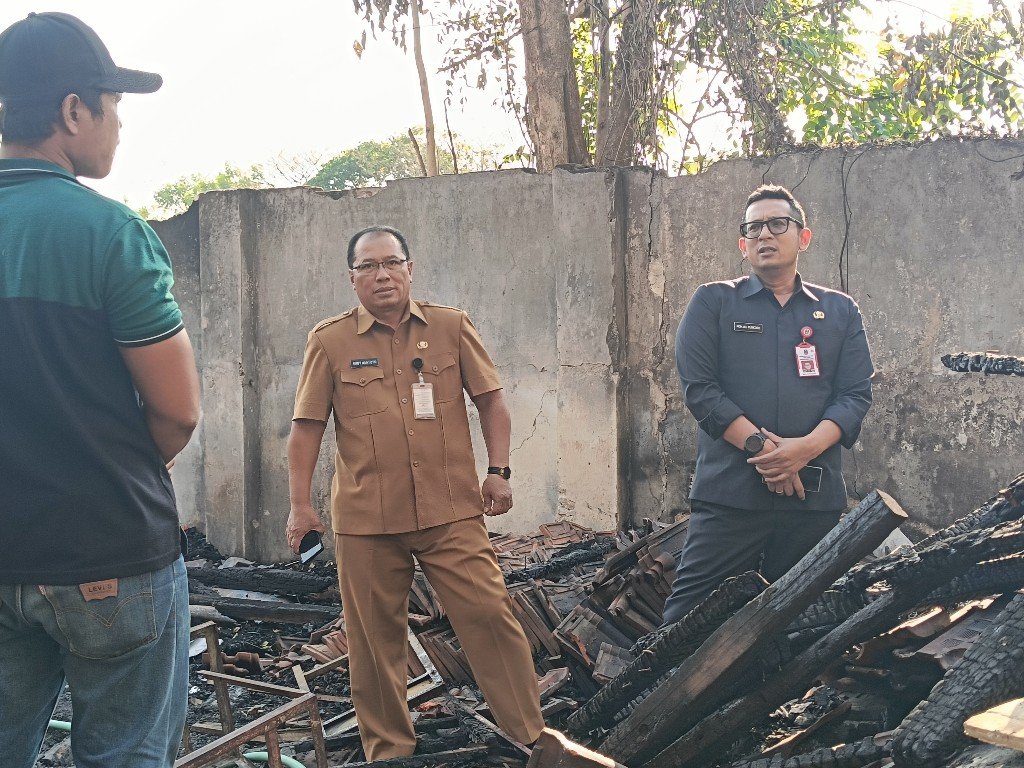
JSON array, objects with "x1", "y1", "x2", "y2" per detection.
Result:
[
  {"x1": 299, "y1": 531, "x2": 324, "y2": 564},
  {"x1": 798, "y1": 465, "x2": 823, "y2": 493}
]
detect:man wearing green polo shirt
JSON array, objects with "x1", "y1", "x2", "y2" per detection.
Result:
[{"x1": 0, "y1": 12, "x2": 200, "y2": 768}]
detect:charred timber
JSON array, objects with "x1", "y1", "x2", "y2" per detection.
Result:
[
  {"x1": 505, "y1": 538, "x2": 617, "y2": 585},
  {"x1": 922, "y1": 554, "x2": 1024, "y2": 606},
  {"x1": 566, "y1": 571, "x2": 767, "y2": 735},
  {"x1": 599, "y1": 490, "x2": 906, "y2": 766},
  {"x1": 186, "y1": 565, "x2": 333, "y2": 595},
  {"x1": 211, "y1": 597, "x2": 340, "y2": 624},
  {"x1": 646, "y1": 516, "x2": 1024, "y2": 768},
  {"x1": 891, "y1": 591, "x2": 1024, "y2": 767},
  {"x1": 723, "y1": 736, "x2": 889, "y2": 768},
  {"x1": 822, "y1": 475, "x2": 1024, "y2": 604},
  {"x1": 941, "y1": 351, "x2": 1024, "y2": 376}
]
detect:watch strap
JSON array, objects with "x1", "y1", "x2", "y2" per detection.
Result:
[{"x1": 487, "y1": 466, "x2": 512, "y2": 479}]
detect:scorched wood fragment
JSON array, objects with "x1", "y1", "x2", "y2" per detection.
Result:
[
  {"x1": 941, "y1": 351, "x2": 1024, "y2": 376},
  {"x1": 891, "y1": 591, "x2": 1024, "y2": 766},
  {"x1": 790, "y1": 475, "x2": 1024, "y2": 638},
  {"x1": 566, "y1": 570, "x2": 767, "y2": 735},
  {"x1": 647, "y1": 515, "x2": 1024, "y2": 768},
  {"x1": 186, "y1": 565, "x2": 333, "y2": 595},
  {"x1": 721, "y1": 735, "x2": 889, "y2": 768},
  {"x1": 598, "y1": 490, "x2": 906, "y2": 766}
]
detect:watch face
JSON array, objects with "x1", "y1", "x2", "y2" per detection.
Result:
[{"x1": 745, "y1": 434, "x2": 764, "y2": 454}]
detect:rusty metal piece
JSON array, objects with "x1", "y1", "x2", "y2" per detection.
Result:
[
  {"x1": 174, "y1": 692, "x2": 327, "y2": 768},
  {"x1": 527, "y1": 728, "x2": 628, "y2": 768}
]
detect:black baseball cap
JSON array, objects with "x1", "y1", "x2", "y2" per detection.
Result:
[{"x1": 0, "y1": 12, "x2": 162, "y2": 102}]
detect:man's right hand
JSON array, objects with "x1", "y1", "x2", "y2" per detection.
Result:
[{"x1": 287, "y1": 503, "x2": 327, "y2": 553}]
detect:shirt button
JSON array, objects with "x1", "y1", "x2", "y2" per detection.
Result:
[
  {"x1": 359, "y1": 378, "x2": 365, "y2": 384},
  {"x1": 394, "y1": 339, "x2": 400, "y2": 345},
  {"x1": 432, "y1": 365, "x2": 439, "y2": 372},
  {"x1": 413, "y1": 461, "x2": 419, "y2": 467},
  {"x1": 402, "y1": 397, "x2": 408, "y2": 404},
  {"x1": 396, "y1": 369, "x2": 403, "y2": 375},
  {"x1": 408, "y1": 429, "x2": 414, "y2": 436}
]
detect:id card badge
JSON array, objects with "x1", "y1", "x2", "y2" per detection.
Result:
[
  {"x1": 412, "y1": 382, "x2": 436, "y2": 419},
  {"x1": 795, "y1": 342, "x2": 820, "y2": 377}
]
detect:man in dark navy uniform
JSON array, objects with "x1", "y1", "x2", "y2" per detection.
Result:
[{"x1": 662, "y1": 185, "x2": 874, "y2": 625}]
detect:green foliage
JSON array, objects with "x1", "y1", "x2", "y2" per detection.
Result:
[
  {"x1": 306, "y1": 129, "x2": 501, "y2": 190},
  {"x1": 429, "y1": 0, "x2": 1023, "y2": 171},
  {"x1": 307, "y1": 131, "x2": 435, "y2": 189},
  {"x1": 149, "y1": 163, "x2": 268, "y2": 217}
]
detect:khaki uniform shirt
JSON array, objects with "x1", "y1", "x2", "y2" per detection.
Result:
[{"x1": 293, "y1": 300, "x2": 502, "y2": 535}]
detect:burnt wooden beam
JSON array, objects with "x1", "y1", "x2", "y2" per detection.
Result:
[
  {"x1": 599, "y1": 490, "x2": 907, "y2": 766},
  {"x1": 211, "y1": 597, "x2": 340, "y2": 624},
  {"x1": 505, "y1": 538, "x2": 617, "y2": 584},
  {"x1": 567, "y1": 571, "x2": 767, "y2": 735},
  {"x1": 891, "y1": 591, "x2": 1024, "y2": 767},
  {"x1": 187, "y1": 565, "x2": 332, "y2": 595},
  {"x1": 941, "y1": 351, "x2": 1024, "y2": 376},
  {"x1": 647, "y1": 517, "x2": 1024, "y2": 768},
  {"x1": 789, "y1": 474, "x2": 1024, "y2": 637},
  {"x1": 721, "y1": 735, "x2": 889, "y2": 768}
]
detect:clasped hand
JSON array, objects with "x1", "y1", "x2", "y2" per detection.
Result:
[{"x1": 747, "y1": 430, "x2": 813, "y2": 500}]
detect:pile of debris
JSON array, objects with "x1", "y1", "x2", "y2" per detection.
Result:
[{"x1": 35, "y1": 477, "x2": 1024, "y2": 768}]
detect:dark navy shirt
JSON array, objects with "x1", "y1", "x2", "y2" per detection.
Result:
[{"x1": 676, "y1": 273, "x2": 873, "y2": 512}]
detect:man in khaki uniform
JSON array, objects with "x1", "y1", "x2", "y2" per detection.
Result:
[{"x1": 286, "y1": 225, "x2": 545, "y2": 760}]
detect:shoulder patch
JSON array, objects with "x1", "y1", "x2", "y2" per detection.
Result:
[
  {"x1": 312, "y1": 309, "x2": 355, "y2": 332},
  {"x1": 419, "y1": 301, "x2": 462, "y2": 313}
]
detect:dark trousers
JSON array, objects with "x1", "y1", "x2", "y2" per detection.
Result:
[{"x1": 660, "y1": 501, "x2": 840, "y2": 627}]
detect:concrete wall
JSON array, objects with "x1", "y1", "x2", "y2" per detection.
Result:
[{"x1": 162, "y1": 138, "x2": 1024, "y2": 560}]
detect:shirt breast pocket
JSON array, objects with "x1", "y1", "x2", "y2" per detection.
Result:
[
  {"x1": 422, "y1": 352, "x2": 462, "y2": 403},
  {"x1": 337, "y1": 368, "x2": 389, "y2": 417}
]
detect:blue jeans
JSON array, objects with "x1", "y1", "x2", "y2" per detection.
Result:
[{"x1": 0, "y1": 557, "x2": 189, "y2": 768}]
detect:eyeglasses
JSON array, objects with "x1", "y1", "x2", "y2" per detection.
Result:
[
  {"x1": 350, "y1": 258, "x2": 409, "y2": 276},
  {"x1": 739, "y1": 216, "x2": 803, "y2": 238}
]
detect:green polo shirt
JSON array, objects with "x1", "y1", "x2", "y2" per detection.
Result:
[{"x1": 0, "y1": 159, "x2": 184, "y2": 584}]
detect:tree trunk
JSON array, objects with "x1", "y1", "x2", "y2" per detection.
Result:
[
  {"x1": 410, "y1": 0, "x2": 438, "y2": 176},
  {"x1": 596, "y1": 0, "x2": 658, "y2": 166},
  {"x1": 518, "y1": 0, "x2": 589, "y2": 170}
]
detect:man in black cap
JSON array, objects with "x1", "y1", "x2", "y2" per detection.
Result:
[{"x1": 0, "y1": 12, "x2": 199, "y2": 768}]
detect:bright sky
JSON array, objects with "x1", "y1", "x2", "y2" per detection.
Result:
[{"x1": 0, "y1": 0, "x2": 1004, "y2": 209}]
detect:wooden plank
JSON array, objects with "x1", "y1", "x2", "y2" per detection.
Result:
[
  {"x1": 600, "y1": 490, "x2": 907, "y2": 766},
  {"x1": 965, "y1": 698, "x2": 1024, "y2": 751},
  {"x1": 175, "y1": 694, "x2": 319, "y2": 768},
  {"x1": 200, "y1": 671, "x2": 306, "y2": 698},
  {"x1": 526, "y1": 728, "x2": 627, "y2": 768},
  {"x1": 305, "y1": 653, "x2": 347, "y2": 680}
]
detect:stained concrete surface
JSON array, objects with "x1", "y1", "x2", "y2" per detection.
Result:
[{"x1": 158, "y1": 139, "x2": 1024, "y2": 560}]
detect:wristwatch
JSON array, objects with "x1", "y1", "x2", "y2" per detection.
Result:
[
  {"x1": 743, "y1": 432, "x2": 767, "y2": 456},
  {"x1": 487, "y1": 466, "x2": 512, "y2": 480}
]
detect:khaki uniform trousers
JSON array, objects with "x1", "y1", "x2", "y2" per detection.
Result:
[{"x1": 337, "y1": 516, "x2": 545, "y2": 760}]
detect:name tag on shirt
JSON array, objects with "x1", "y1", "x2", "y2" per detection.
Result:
[
  {"x1": 733, "y1": 322, "x2": 763, "y2": 333},
  {"x1": 412, "y1": 382, "x2": 436, "y2": 419},
  {"x1": 795, "y1": 342, "x2": 821, "y2": 377},
  {"x1": 351, "y1": 358, "x2": 379, "y2": 368}
]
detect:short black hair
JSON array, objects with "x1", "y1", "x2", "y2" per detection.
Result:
[
  {"x1": 0, "y1": 89, "x2": 106, "y2": 144},
  {"x1": 347, "y1": 225, "x2": 411, "y2": 268},
  {"x1": 745, "y1": 184, "x2": 807, "y2": 227}
]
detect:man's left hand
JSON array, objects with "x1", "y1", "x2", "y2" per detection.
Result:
[
  {"x1": 747, "y1": 429, "x2": 815, "y2": 482},
  {"x1": 482, "y1": 475, "x2": 513, "y2": 516}
]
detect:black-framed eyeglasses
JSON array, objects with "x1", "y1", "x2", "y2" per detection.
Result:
[
  {"x1": 350, "y1": 257, "x2": 409, "y2": 276},
  {"x1": 739, "y1": 216, "x2": 803, "y2": 238}
]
